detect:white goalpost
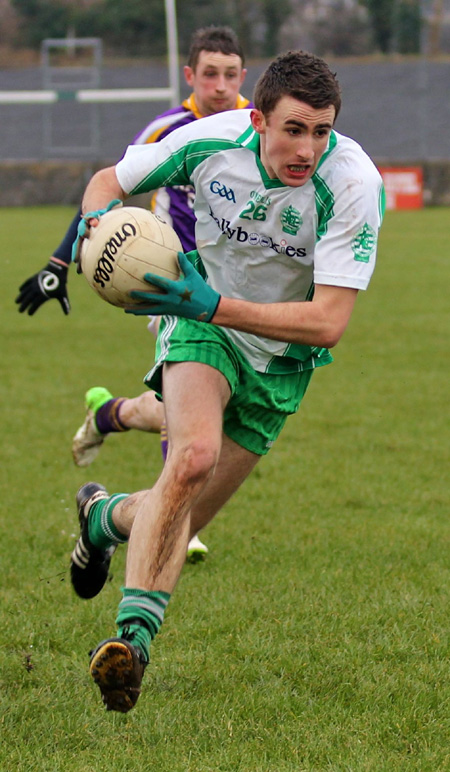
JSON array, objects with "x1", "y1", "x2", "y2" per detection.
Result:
[{"x1": 0, "y1": 0, "x2": 180, "y2": 155}]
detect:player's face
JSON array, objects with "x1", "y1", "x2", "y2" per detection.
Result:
[
  {"x1": 184, "y1": 51, "x2": 246, "y2": 116},
  {"x1": 251, "y1": 96, "x2": 335, "y2": 187}
]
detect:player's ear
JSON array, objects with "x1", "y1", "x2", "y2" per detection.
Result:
[
  {"x1": 240, "y1": 68, "x2": 247, "y2": 86},
  {"x1": 184, "y1": 65, "x2": 194, "y2": 87},
  {"x1": 250, "y1": 109, "x2": 265, "y2": 135}
]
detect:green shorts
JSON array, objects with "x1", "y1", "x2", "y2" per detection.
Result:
[{"x1": 144, "y1": 317, "x2": 313, "y2": 456}]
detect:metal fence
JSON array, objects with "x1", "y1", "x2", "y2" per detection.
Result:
[{"x1": 1, "y1": 58, "x2": 449, "y2": 163}]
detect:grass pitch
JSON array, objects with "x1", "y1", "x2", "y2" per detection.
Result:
[{"x1": 0, "y1": 206, "x2": 449, "y2": 771}]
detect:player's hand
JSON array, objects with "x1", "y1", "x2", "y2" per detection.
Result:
[
  {"x1": 71, "y1": 198, "x2": 122, "y2": 273},
  {"x1": 126, "y1": 252, "x2": 221, "y2": 322},
  {"x1": 15, "y1": 260, "x2": 70, "y2": 316}
]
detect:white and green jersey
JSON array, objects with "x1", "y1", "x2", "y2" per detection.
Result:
[{"x1": 116, "y1": 110, "x2": 384, "y2": 373}]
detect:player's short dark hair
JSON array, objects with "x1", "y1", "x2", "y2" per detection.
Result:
[
  {"x1": 253, "y1": 50, "x2": 341, "y2": 120},
  {"x1": 188, "y1": 25, "x2": 245, "y2": 70}
]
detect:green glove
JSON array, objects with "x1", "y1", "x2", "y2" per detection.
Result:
[
  {"x1": 71, "y1": 199, "x2": 122, "y2": 269},
  {"x1": 126, "y1": 252, "x2": 221, "y2": 322}
]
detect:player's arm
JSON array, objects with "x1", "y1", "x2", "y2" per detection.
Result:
[
  {"x1": 212, "y1": 284, "x2": 358, "y2": 348},
  {"x1": 127, "y1": 253, "x2": 358, "y2": 349},
  {"x1": 220, "y1": 162, "x2": 381, "y2": 347},
  {"x1": 81, "y1": 166, "x2": 127, "y2": 216},
  {"x1": 74, "y1": 145, "x2": 191, "y2": 264},
  {"x1": 79, "y1": 125, "x2": 201, "y2": 221},
  {"x1": 69, "y1": 167, "x2": 127, "y2": 272},
  {"x1": 15, "y1": 208, "x2": 82, "y2": 316}
]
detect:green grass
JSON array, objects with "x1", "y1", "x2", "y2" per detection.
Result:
[{"x1": 0, "y1": 206, "x2": 449, "y2": 771}]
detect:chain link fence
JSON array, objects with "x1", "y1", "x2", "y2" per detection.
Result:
[{"x1": 1, "y1": 56, "x2": 450, "y2": 205}]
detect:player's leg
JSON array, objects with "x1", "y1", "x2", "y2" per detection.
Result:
[
  {"x1": 72, "y1": 316, "x2": 162, "y2": 467},
  {"x1": 159, "y1": 405, "x2": 212, "y2": 562},
  {"x1": 116, "y1": 391, "x2": 165, "y2": 431},
  {"x1": 75, "y1": 324, "x2": 310, "y2": 711},
  {"x1": 189, "y1": 433, "x2": 260, "y2": 537},
  {"x1": 71, "y1": 384, "x2": 210, "y2": 558},
  {"x1": 72, "y1": 388, "x2": 164, "y2": 467},
  {"x1": 86, "y1": 435, "x2": 259, "y2": 714},
  {"x1": 87, "y1": 429, "x2": 260, "y2": 712},
  {"x1": 119, "y1": 361, "x2": 230, "y2": 588},
  {"x1": 188, "y1": 362, "x2": 314, "y2": 547},
  {"x1": 86, "y1": 360, "x2": 232, "y2": 711},
  {"x1": 71, "y1": 360, "x2": 309, "y2": 606},
  {"x1": 184, "y1": 437, "x2": 259, "y2": 561}
]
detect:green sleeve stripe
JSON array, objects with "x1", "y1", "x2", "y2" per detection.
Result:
[
  {"x1": 313, "y1": 172, "x2": 335, "y2": 240},
  {"x1": 312, "y1": 131, "x2": 337, "y2": 240},
  {"x1": 316, "y1": 130, "x2": 337, "y2": 172},
  {"x1": 184, "y1": 138, "x2": 238, "y2": 176},
  {"x1": 305, "y1": 282, "x2": 315, "y2": 302},
  {"x1": 129, "y1": 137, "x2": 239, "y2": 196},
  {"x1": 378, "y1": 183, "x2": 386, "y2": 222},
  {"x1": 237, "y1": 124, "x2": 256, "y2": 146},
  {"x1": 130, "y1": 154, "x2": 187, "y2": 195}
]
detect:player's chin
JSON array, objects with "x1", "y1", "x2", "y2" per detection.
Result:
[{"x1": 210, "y1": 99, "x2": 233, "y2": 112}]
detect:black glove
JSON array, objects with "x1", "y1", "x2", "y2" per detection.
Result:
[{"x1": 15, "y1": 261, "x2": 70, "y2": 316}]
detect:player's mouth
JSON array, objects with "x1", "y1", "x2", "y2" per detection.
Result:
[{"x1": 287, "y1": 164, "x2": 311, "y2": 179}]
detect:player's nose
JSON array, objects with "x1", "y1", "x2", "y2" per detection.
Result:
[
  {"x1": 215, "y1": 74, "x2": 227, "y2": 92},
  {"x1": 295, "y1": 135, "x2": 314, "y2": 161}
]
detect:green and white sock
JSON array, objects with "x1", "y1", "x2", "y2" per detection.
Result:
[
  {"x1": 116, "y1": 588, "x2": 171, "y2": 662},
  {"x1": 87, "y1": 494, "x2": 129, "y2": 550}
]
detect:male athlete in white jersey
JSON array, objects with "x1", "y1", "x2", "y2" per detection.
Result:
[
  {"x1": 16, "y1": 25, "x2": 252, "y2": 562},
  {"x1": 69, "y1": 49, "x2": 385, "y2": 713}
]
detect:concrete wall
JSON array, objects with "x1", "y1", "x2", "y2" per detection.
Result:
[
  {"x1": 1, "y1": 159, "x2": 449, "y2": 208},
  {"x1": 422, "y1": 161, "x2": 450, "y2": 206},
  {"x1": 0, "y1": 161, "x2": 101, "y2": 207}
]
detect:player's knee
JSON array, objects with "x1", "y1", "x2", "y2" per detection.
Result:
[{"x1": 172, "y1": 439, "x2": 219, "y2": 488}]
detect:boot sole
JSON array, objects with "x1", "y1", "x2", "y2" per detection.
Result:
[{"x1": 90, "y1": 640, "x2": 143, "y2": 713}]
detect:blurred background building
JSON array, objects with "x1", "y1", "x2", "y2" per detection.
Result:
[{"x1": 1, "y1": 0, "x2": 449, "y2": 205}]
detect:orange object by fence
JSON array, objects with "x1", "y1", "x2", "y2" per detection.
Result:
[{"x1": 378, "y1": 167, "x2": 423, "y2": 210}]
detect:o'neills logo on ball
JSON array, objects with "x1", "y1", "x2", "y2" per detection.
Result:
[{"x1": 93, "y1": 222, "x2": 137, "y2": 287}]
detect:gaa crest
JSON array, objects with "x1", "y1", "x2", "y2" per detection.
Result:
[
  {"x1": 280, "y1": 205, "x2": 303, "y2": 236},
  {"x1": 352, "y1": 223, "x2": 377, "y2": 263}
]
